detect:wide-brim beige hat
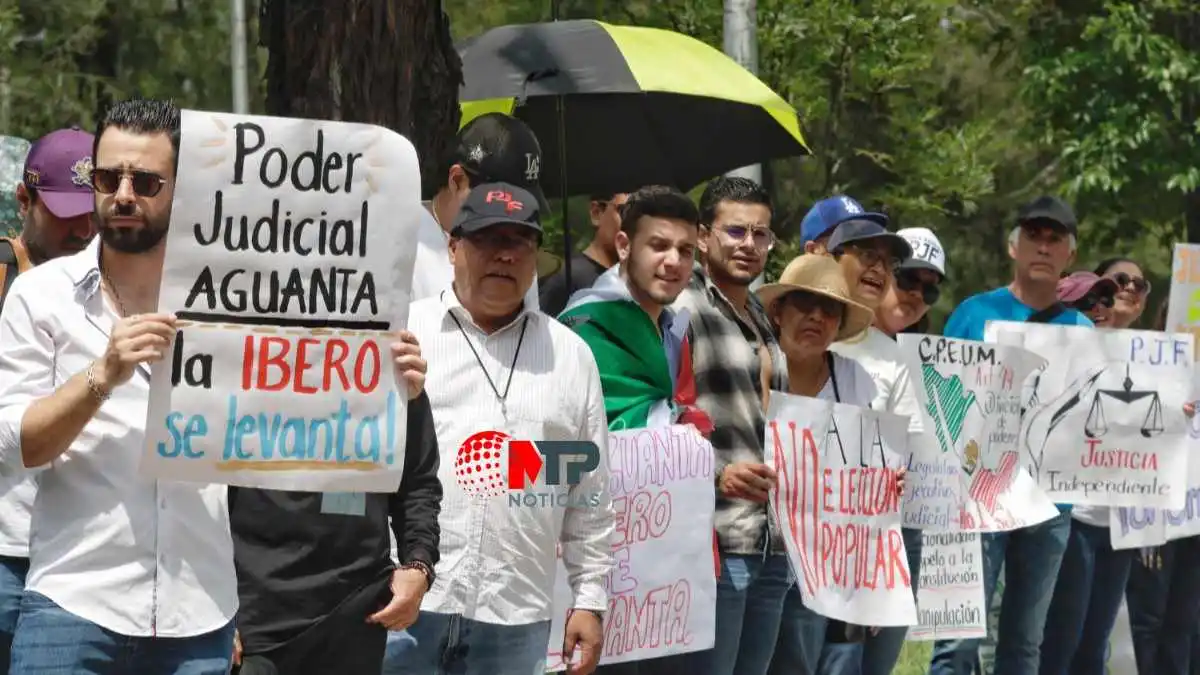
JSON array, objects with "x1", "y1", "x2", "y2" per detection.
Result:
[{"x1": 757, "y1": 254, "x2": 874, "y2": 341}]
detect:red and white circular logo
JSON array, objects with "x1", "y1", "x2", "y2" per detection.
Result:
[{"x1": 454, "y1": 430, "x2": 510, "y2": 497}]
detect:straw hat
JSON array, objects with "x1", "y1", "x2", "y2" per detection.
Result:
[{"x1": 757, "y1": 254, "x2": 875, "y2": 341}]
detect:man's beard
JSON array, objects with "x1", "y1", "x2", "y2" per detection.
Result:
[{"x1": 97, "y1": 212, "x2": 169, "y2": 254}]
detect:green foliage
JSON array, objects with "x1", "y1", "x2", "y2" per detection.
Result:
[
  {"x1": 1, "y1": 0, "x2": 1192, "y2": 333},
  {"x1": 1020, "y1": 0, "x2": 1199, "y2": 229}
]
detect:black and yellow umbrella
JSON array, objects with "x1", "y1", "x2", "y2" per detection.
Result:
[{"x1": 458, "y1": 19, "x2": 808, "y2": 198}]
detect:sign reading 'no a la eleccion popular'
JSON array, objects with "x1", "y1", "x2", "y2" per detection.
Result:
[{"x1": 140, "y1": 110, "x2": 422, "y2": 493}]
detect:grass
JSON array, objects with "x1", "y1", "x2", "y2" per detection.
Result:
[{"x1": 894, "y1": 641, "x2": 935, "y2": 675}]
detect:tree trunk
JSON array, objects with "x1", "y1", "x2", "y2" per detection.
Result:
[{"x1": 259, "y1": 0, "x2": 463, "y2": 195}]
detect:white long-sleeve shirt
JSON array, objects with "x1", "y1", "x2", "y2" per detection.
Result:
[
  {"x1": 0, "y1": 239, "x2": 236, "y2": 637},
  {"x1": 408, "y1": 288, "x2": 614, "y2": 625}
]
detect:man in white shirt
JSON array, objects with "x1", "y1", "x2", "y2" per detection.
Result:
[
  {"x1": 0, "y1": 98, "x2": 237, "y2": 673},
  {"x1": 390, "y1": 182, "x2": 614, "y2": 675},
  {"x1": 0, "y1": 125, "x2": 96, "y2": 674}
]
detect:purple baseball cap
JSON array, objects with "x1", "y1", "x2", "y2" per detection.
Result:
[{"x1": 22, "y1": 127, "x2": 95, "y2": 219}]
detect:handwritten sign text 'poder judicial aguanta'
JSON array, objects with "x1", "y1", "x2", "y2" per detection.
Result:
[{"x1": 141, "y1": 110, "x2": 422, "y2": 492}]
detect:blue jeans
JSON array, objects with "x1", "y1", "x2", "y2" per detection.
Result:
[
  {"x1": 678, "y1": 552, "x2": 815, "y2": 675},
  {"x1": 0, "y1": 555, "x2": 28, "y2": 675},
  {"x1": 813, "y1": 527, "x2": 923, "y2": 675},
  {"x1": 9, "y1": 591, "x2": 234, "y2": 674},
  {"x1": 929, "y1": 511, "x2": 1071, "y2": 675},
  {"x1": 1038, "y1": 519, "x2": 1134, "y2": 675},
  {"x1": 381, "y1": 611, "x2": 550, "y2": 675},
  {"x1": 1125, "y1": 535, "x2": 1200, "y2": 675}
]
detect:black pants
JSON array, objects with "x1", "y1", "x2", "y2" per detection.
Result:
[
  {"x1": 236, "y1": 575, "x2": 391, "y2": 675},
  {"x1": 1126, "y1": 536, "x2": 1200, "y2": 675}
]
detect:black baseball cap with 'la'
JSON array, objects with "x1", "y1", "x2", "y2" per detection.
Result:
[{"x1": 454, "y1": 113, "x2": 549, "y2": 211}]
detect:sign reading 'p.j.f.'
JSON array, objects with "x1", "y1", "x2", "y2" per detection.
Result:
[{"x1": 141, "y1": 109, "x2": 423, "y2": 493}]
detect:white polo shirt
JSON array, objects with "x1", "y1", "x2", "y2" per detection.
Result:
[{"x1": 0, "y1": 239, "x2": 237, "y2": 637}]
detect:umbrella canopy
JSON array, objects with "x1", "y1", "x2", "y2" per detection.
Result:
[{"x1": 458, "y1": 19, "x2": 807, "y2": 198}]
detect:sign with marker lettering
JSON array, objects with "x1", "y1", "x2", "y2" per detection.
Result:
[
  {"x1": 986, "y1": 322, "x2": 1193, "y2": 509},
  {"x1": 546, "y1": 426, "x2": 716, "y2": 670},
  {"x1": 765, "y1": 394, "x2": 917, "y2": 627},
  {"x1": 1167, "y1": 243, "x2": 1200, "y2": 352},
  {"x1": 1112, "y1": 368, "x2": 1200, "y2": 549},
  {"x1": 141, "y1": 110, "x2": 421, "y2": 492},
  {"x1": 907, "y1": 531, "x2": 986, "y2": 641},
  {"x1": 899, "y1": 335, "x2": 1057, "y2": 532}
]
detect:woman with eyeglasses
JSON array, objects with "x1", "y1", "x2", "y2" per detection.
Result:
[
  {"x1": 757, "y1": 254, "x2": 907, "y2": 675},
  {"x1": 1040, "y1": 265, "x2": 1200, "y2": 675},
  {"x1": 1120, "y1": 295, "x2": 1200, "y2": 675},
  {"x1": 1095, "y1": 257, "x2": 1151, "y2": 328},
  {"x1": 1037, "y1": 270, "x2": 1127, "y2": 675}
]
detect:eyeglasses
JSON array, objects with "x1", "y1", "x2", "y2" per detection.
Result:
[
  {"x1": 1074, "y1": 293, "x2": 1115, "y2": 313},
  {"x1": 715, "y1": 224, "x2": 776, "y2": 251},
  {"x1": 780, "y1": 290, "x2": 845, "y2": 319},
  {"x1": 1109, "y1": 272, "x2": 1151, "y2": 296},
  {"x1": 840, "y1": 244, "x2": 902, "y2": 273},
  {"x1": 895, "y1": 271, "x2": 941, "y2": 306},
  {"x1": 92, "y1": 168, "x2": 167, "y2": 198}
]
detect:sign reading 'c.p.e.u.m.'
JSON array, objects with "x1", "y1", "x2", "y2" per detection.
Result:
[{"x1": 140, "y1": 109, "x2": 422, "y2": 493}]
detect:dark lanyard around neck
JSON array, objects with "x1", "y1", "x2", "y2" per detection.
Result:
[
  {"x1": 447, "y1": 309, "x2": 530, "y2": 414},
  {"x1": 826, "y1": 351, "x2": 842, "y2": 403}
]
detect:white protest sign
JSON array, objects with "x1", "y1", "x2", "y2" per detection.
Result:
[
  {"x1": 907, "y1": 531, "x2": 986, "y2": 641},
  {"x1": 765, "y1": 393, "x2": 917, "y2": 627},
  {"x1": 1113, "y1": 368, "x2": 1200, "y2": 548},
  {"x1": 546, "y1": 426, "x2": 716, "y2": 670},
  {"x1": 141, "y1": 110, "x2": 421, "y2": 492},
  {"x1": 986, "y1": 322, "x2": 1192, "y2": 509},
  {"x1": 1113, "y1": 247, "x2": 1200, "y2": 547},
  {"x1": 899, "y1": 334, "x2": 1056, "y2": 532},
  {"x1": 1166, "y1": 243, "x2": 1200, "y2": 344}
]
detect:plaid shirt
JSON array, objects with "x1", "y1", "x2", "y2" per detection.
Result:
[{"x1": 673, "y1": 266, "x2": 789, "y2": 555}]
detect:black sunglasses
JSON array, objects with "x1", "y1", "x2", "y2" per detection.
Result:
[
  {"x1": 1110, "y1": 272, "x2": 1150, "y2": 295},
  {"x1": 92, "y1": 168, "x2": 167, "y2": 198},
  {"x1": 1074, "y1": 293, "x2": 1115, "y2": 312},
  {"x1": 895, "y1": 270, "x2": 940, "y2": 306}
]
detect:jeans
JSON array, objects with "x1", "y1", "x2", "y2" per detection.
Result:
[
  {"x1": 9, "y1": 591, "x2": 234, "y2": 674},
  {"x1": 678, "y1": 552, "x2": 800, "y2": 675},
  {"x1": 1126, "y1": 535, "x2": 1200, "y2": 675},
  {"x1": 0, "y1": 555, "x2": 28, "y2": 675},
  {"x1": 1038, "y1": 519, "x2": 1134, "y2": 675},
  {"x1": 929, "y1": 511, "x2": 1070, "y2": 675},
  {"x1": 382, "y1": 611, "x2": 550, "y2": 675},
  {"x1": 813, "y1": 526, "x2": 923, "y2": 675}
]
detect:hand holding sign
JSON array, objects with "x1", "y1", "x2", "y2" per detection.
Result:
[
  {"x1": 97, "y1": 313, "x2": 178, "y2": 392},
  {"x1": 719, "y1": 462, "x2": 778, "y2": 502},
  {"x1": 562, "y1": 609, "x2": 603, "y2": 675},
  {"x1": 390, "y1": 330, "x2": 426, "y2": 400}
]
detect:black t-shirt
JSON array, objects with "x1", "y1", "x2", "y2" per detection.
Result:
[
  {"x1": 229, "y1": 392, "x2": 442, "y2": 653},
  {"x1": 539, "y1": 252, "x2": 610, "y2": 317}
]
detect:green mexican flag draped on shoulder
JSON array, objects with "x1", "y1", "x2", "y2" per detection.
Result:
[{"x1": 558, "y1": 267, "x2": 684, "y2": 430}]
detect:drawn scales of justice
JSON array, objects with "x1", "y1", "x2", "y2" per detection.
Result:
[{"x1": 1023, "y1": 362, "x2": 1165, "y2": 470}]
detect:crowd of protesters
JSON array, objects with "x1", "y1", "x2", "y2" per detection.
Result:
[{"x1": 0, "y1": 94, "x2": 1193, "y2": 675}]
